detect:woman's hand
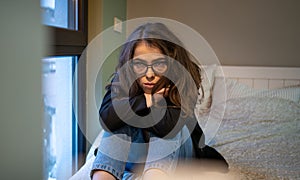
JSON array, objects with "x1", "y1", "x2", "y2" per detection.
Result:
[{"x1": 144, "y1": 88, "x2": 169, "y2": 107}]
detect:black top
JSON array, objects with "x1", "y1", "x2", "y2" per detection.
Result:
[{"x1": 98, "y1": 79, "x2": 228, "y2": 172}]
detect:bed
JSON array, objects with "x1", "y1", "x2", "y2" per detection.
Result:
[
  {"x1": 197, "y1": 65, "x2": 300, "y2": 179},
  {"x1": 70, "y1": 65, "x2": 300, "y2": 180}
]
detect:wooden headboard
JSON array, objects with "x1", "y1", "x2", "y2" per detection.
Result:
[{"x1": 215, "y1": 66, "x2": 300, "y2": 89}]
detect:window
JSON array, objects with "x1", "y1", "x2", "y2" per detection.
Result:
[
  {"x1": 43, "y1": 56, "x2": 76, "y2": 179},
  {"x1": 41, "y1": 0, "x2": 87, "y2": 179},
  {"x1": 41, "y1": 0, "x2": 87, "y2": 56},
  {"x1": 41, "y1": 0, "x2": 77, "y2": 30}
]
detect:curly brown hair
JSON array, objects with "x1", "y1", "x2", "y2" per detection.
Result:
[{"x1": 111, "y1": 22, "x2": 203, "y2": 117}]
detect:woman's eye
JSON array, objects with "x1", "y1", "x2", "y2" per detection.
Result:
[
  {"x1": 154, "y1": 61, "x2": 167, "y2": 67},
  {"x1": 134, "y1": 62, "x2": 145, "y2": 67}
]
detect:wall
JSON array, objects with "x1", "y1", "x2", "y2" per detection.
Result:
[
  {"x1": 100, "y1": 0, "x2": 127, "y2": 98},
  {"x1": 87, "y1": 0, "x2": 127, "y2": 143},
  {"x1": 0, "y1": 0, "x2": 44, "y2": 179},
  {"x1": 127, "y1": 0, "x2": 300, "y2": 67},
  {"x1": 88, "y1": 0, "x2": 103, "y2": 43}
]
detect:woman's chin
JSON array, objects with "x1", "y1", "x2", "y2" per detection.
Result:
[
  {"x1": 142, "y1": 87, "x2": 153, "y2": 94},
  {"x1": 143, "y1": 90, "x2": 152, "y2": 94}
]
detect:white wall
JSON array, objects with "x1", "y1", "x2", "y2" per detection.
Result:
[{"x1": 86, "y1": 0, "x2": 127, "y2": 143}]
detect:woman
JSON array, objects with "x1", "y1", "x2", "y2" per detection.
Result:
[{"x1": 91, "y1": 22, "x2": 228, "y2": 180}]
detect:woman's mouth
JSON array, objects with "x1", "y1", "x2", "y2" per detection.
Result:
[{"x1": 143, "y1": 83, "x2": 155, "y2": 89}]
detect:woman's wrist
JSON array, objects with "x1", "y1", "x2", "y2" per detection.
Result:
[{"x1": 144, "y1": 93, "x2": 153, "y2": 107}]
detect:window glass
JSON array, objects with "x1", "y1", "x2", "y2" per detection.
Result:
[
  {"x1": 41, "y1": 0, "x2": 78, "y2": 30},
  {"x1": 41, "y1": 0, "x2": 86, "y2": 178},
  {"x1": 42, "y1": 56, "x2": 77, "y2": 180}
]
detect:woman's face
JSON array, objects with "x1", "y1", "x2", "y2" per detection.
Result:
[{"x1": 132, "y1": 42, "x2": 167, "y2": 94}]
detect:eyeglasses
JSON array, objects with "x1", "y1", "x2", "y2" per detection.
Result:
[{"x1": 131, "y1": 59, "x2": 168, "y2": 75}]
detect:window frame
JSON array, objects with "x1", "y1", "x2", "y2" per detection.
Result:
[
  {"x1": 43, "y1": 0, "x2": 88, "y2": 174},
  {"x1": 46, "y1": 0, "x2": 88, "y2": 56}
]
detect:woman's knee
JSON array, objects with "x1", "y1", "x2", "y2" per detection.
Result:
[{"x1": 91, "y1": 170, "x2": 116, "y2": 180}]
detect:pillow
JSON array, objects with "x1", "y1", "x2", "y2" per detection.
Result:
[
  {"x1": 197, "y1": 77, "x2": 300, "y2": 148},
  {"x1": 195, "y1": 64, "x2": 217, "y2": 113},
  {"x1": 213, "y1": 78, "x2": 300, "y2": 103},
  {"x1": 258, "y1": 85, "x2": 300, "y2": 103}
]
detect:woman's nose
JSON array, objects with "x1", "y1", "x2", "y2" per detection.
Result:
[{"x1": 145, "y1": 67, "x2": 155, "y2": 80}]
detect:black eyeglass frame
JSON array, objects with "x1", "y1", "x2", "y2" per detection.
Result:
[{"x1": 130, "y1": 58, "x2": 170, "y2": 75}]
